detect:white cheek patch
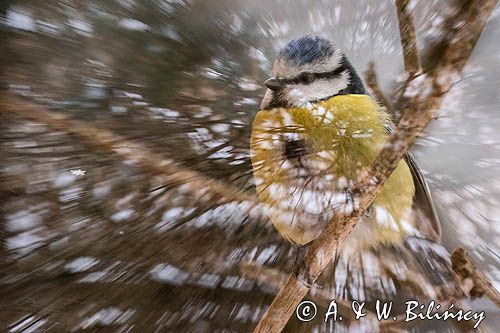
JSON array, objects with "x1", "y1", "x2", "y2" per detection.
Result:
[{"x1": 285, "y1": 71, "x2": 350, "y2": 105}]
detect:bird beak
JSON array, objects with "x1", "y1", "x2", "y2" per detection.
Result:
[{"x1": 264, "y1": 78, "x2": 283, "y2": 91}]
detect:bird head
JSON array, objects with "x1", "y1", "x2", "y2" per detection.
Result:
[{"x1": 260, "y1": 35, "x2": 366, "y2": 110}]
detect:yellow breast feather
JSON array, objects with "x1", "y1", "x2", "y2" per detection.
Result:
[{"x1": 251, "y1": 94, "x2": 415, "y2": 247}]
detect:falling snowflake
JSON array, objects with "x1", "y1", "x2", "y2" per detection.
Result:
[{"x1": 70, "y1": 169, "x2": 86, "y2": 176}]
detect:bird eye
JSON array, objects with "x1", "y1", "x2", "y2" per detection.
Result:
[{"x1": 299, "y1": 72, "x2": 314, "y2": 84}]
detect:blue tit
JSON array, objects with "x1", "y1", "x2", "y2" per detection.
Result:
[{"x1": 251, "y1": 36, "x2": 452, "y2": 301}]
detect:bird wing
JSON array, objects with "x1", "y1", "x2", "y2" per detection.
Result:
[
  {"x1": 405, "y1": 151, "x2": 442, "y2": 239},
  {"x1": 385, "y1": 122, "x2": 441, "y2": 241}
]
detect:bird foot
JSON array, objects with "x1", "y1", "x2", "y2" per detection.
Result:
[{"x1": 293, "y1": 244, "x2": 322, "y2": 289}]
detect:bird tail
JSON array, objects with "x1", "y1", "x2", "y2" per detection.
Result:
[
  {"x1": 316, "y1": 236, "x2": 457, "y2": 303},
  {"x1": 282, "y1": 235, "x2": 466, "y2": 332}
]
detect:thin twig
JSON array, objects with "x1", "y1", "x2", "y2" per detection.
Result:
[
  {"x1": 253, "y1": 1, "x2": 497, "y2": 331},
  {"x1": 364, "y1": 62, "x2": 394, "y2": 114}
]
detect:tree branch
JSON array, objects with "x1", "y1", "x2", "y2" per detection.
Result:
[
  {"x1": 394, "y1": 0, "x2": 498, "y2": 113},
  {"x1": 451, "y1": 248, "x2": 500, "y2": 307},
  {"x1": 253, "y1": 1, "x2": 498, "y2": 331},
  {"x1": 0, "y1": 95, "x2": 257, "y2": 206},
  {"x1": 396, "y1": 0, "x2": 422, "y2": 76}
]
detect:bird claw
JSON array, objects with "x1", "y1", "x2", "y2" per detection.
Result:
[
  {"x1": 292, "y1": 244, "x2": 322, "y2": 289},
  {"x1": 294, "y1": 266, "x2": 322, "y2": 289}
]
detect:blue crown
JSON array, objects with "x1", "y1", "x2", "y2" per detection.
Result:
[{"x1": 278, "y1": 36, "x2": 334, "y2": 66}]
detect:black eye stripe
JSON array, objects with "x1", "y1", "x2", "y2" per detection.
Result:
[{"x1": 280, "y1": 63, "x2": 348, "y2": 85}]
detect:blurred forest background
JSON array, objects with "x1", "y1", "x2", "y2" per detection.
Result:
[{"x1": 1, "y1": 0, "x2": 499, "y2": 332}]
